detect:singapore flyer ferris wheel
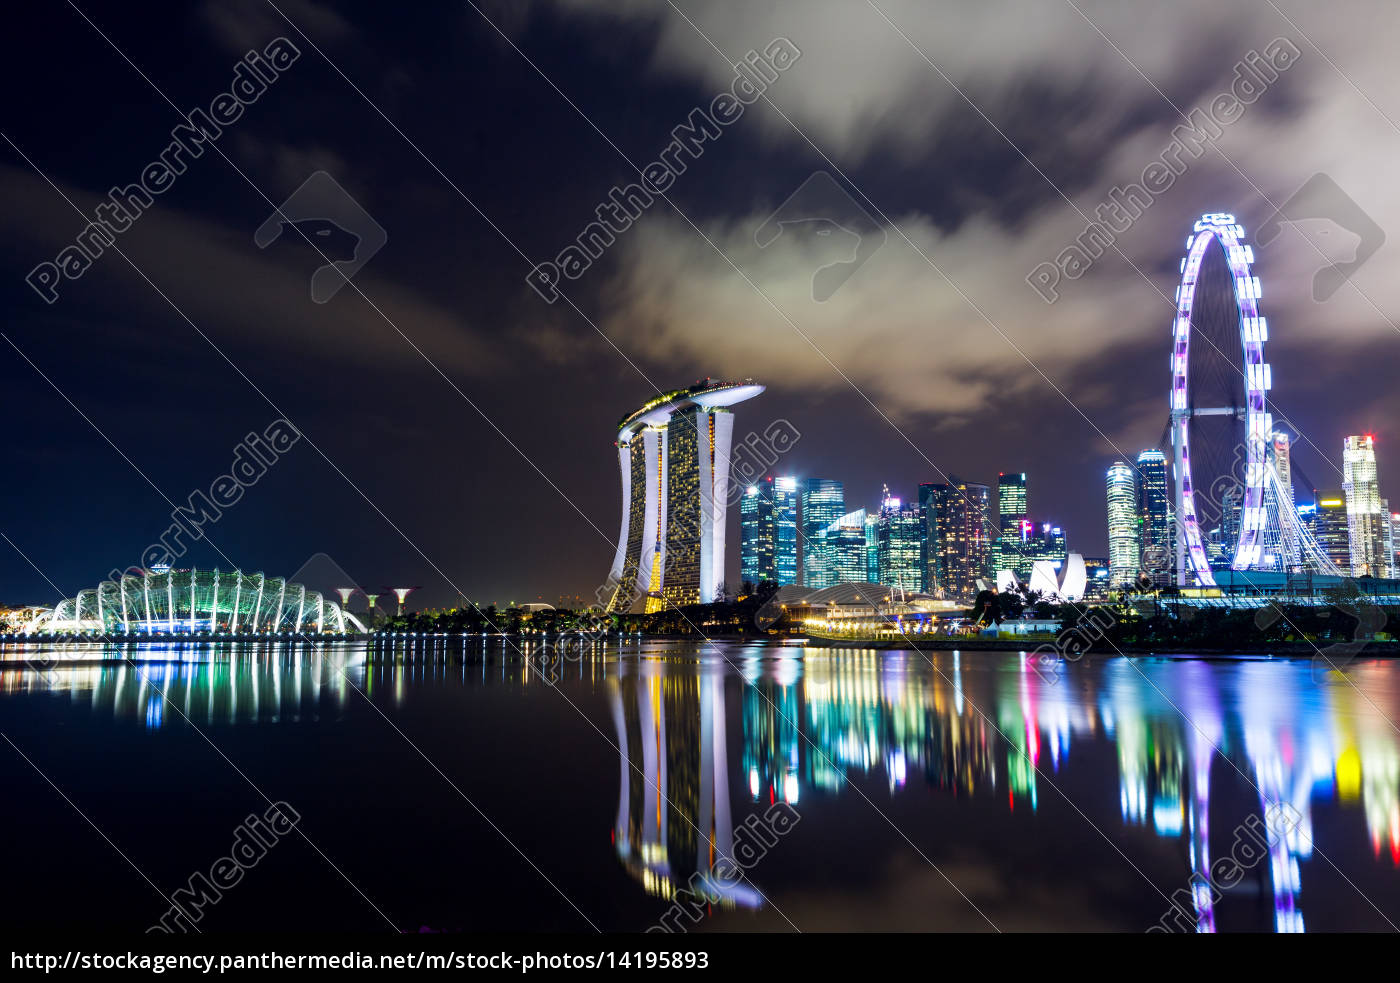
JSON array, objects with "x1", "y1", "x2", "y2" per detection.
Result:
[{"x1": 1168, "y1": 213, "x2": 1340, "y2": 587}]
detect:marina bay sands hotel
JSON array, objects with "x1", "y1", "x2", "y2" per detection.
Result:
[{"x1": 605, "y1": 379, "x2": 765, "y2": 614}]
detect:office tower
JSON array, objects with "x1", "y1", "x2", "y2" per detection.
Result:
[
  {"x1": 1030, "y1": 523, "x2": 1067, "y2": 574},
  {"x1": 1082, "y1": 557, "x2": 1112, "y2": 602},
  {"x1": 1135, "y1": 450, "x2": 1172, "y2": 586},
  {"x1": 1312, "y1": 490, "x2": 1351, "y2": 573},
  {"x1": 922, "y1": 483, "x2": 952, "y2": 593},
  {"x1": 962, "y1": 482, "x2": 993, "y2": 595},
  {"x1": 740, "y1": 484, "x2": 774, "y2": 586},
  {"x1": 773, "y1": 476, "x2": 799, "y2": 585},
  {"x1": 997, "y1": 473, "x2": 1028, "y2": 534},
  {"x1": 993, "y1": 472, "x2": 1028, "y2": 583},
  {"x1": 917, "y1": 482, "x2": 937, "y2": 591},
  {"x1": 864, "y1": 511, "x2": 880, "y2": 584},
  {"x1": 824, "y1": 509, "x2": 869, "y2": 585},
  {"x1": 1344, "y1": 435, "x2": 1390, "y2": 577},
  {"x1": 876, "y1": 491, "x2": 923, "y2": 591},
  {"x1": 740, "y1": 475, "x2": 798, "y2": 587},
  {"x1": 606, "y1": 379, "x2": 764, "y2": 613},
  {"x1": 1272, "y1": 432, "x2": 1294, "y2": 504},
  {"x1": 801, "y1": 478, "x2": 844, "y2": 588},
  {"x1": 1107, "y1": 461, "x2": 1140, "y2": 588},
  {"x1": 1384, "y1": 500, "x2": 1396, "y2": 579},
  {"x1": 925, "y1": 480, "x2": 991, "y2": 601},
  {"x1": 1392, "y1": 509, "x2": 1400, "y2": 574}
]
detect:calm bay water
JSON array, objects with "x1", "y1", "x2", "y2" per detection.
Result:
[{"x1": 2, "y1": 640, "x2": 1399, "y2": 933}]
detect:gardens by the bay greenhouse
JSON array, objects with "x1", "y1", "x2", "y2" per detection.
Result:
[{"x1": 24, "y1": 568, "x2": 366, "y2": 635}]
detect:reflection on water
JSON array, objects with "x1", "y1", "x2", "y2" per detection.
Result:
[
  {"x1": 4, "y1": 640, "x2": 1399, "y2": 932},
  {"x1": 0, "y1": 643, "x2": 367, "y2": 727}
]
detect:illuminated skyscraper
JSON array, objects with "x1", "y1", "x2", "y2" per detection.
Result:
[
  {"x1": 1272, "y1": 432, "x2": 1294, "y2": 504},
  {"x1": 801, "y1": 478, "x2": 844, "y2": 588},
  {"x1": 1029, "y1": 523, "x2": 1068, "y2": 575},
  {"x1": 1391, "y1": 508, "x2": 1400, "y2": 573},
  {"x1": 917, "y1": 482, "x2": 938, "y2": 592},
  {"x1": 739, "y1": 475, "x2": 798, "y2": 587},
  {"x1": 1136, "y1": 450, "x2": 1172, "y2": 586},
  {"x1": 1107, "y1": 461, "x2": 1140, "y2": 588},
  {"x1": 605, "y1": 379, "x2": 764, "y2": 612},
  {"x1": 740, "y1": 486, "x2": 772, "y2": 586},
  {"x1": 997, "y1": 473, "x2": 1028, "y2": 534},
  {"x1": 925, "y1": 480, "x2": 991, "y2": 601},
  {"x1": 1312, "y1": 490, "x2": 1350, "y2": 574},
  {"x1": 1384, "y1": 500, "x2": 1396, "y2": 579},
  {"x1": 1343, "y1": 435, "x2": 1390, "y2": 577},
  {"x1": 876, "y1": 490, "x2": 923, "y2": 591},
  {"x1": 824, "y1": 509, "x2": 869, "y2": 585},
  {"x1": 993, "y1": 472, "x2": 1029, "y2": 583},
  {"x1": 864, "y1": 511, "x2": 880, "y2": 584}
]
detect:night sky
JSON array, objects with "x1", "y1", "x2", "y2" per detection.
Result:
[{"x1": 4, "y1": 0, "x2": 1399, "y2": 610}]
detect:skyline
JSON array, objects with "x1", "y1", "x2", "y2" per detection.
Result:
[{"x1": 5, "y1": 2, "x2": 1400, "y2": 612}]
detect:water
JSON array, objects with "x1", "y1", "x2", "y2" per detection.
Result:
[{"x1": 2, "y1": 639, "x2": 1398, "y2": 933}]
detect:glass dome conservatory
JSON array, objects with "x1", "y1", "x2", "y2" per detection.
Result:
[{"x1": 29, "y1": 568, "x2": 366, "y2": 635}]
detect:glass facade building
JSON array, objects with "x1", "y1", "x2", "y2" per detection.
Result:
[
  {"x1": 1313, "y1": 490, "x2": 1350, "y2": 573},
  {"x1": 801, "y1": 479, "x2": 845, "y2": 588},
  {"x1": 1343, "y1": 435, "x2": 1390, "y2": 577},
  {"x1": 998, "y1": 473, "x2": 1028, "y2": 534},
  {"x1": 1136, "y1": 449, "x2": 1172, "y2": 587},
  {"x1": 876, "y1": 495, "x2": 923, "y2": 591},
  {"x1": 924, "y1": 480, "x2": 991, "y2": 601},
  {"x1": 1107, "y1": 461, "x2": 1141, "y2": 588},
  {"x1": 824, "y1": 509, "x2": 870, "y2": 586},
  {"x1": 739, "y1": 475, "x2": 799, "y2": 586}
]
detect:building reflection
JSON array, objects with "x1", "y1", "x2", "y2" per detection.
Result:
[
  {"x1": 0, "y1": 643, "x2": 366, "y2": 727},
  {"x1": 733, "y1": 650, "x2": 1400, "y2": 933},
  {"x1": 609, "y1": 655, "x2": 762, "y2": 909},
  {"x1": 7, "y1": 640, "x2": 1400, "y2": 932}
]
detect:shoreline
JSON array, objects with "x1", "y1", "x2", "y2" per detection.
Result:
[{"x1": 2, "y1": 633, "x2": 1394, "y2": 662}]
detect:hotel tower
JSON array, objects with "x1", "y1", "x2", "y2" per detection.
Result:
[{"x1": 605, "y1": 379, "x2": 764, "y2": 613}]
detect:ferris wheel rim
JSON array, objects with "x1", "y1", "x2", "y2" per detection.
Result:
[{"x1": 1171, "y1": 212, "x2": 1273, "y2": 587}]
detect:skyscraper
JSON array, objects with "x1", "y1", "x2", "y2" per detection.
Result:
[
  {"x1": 824, "y1": 509, "x2": 869, "y2": 585},
  {"x1": 740, "y1": 475, "x2": 799, "y2": 587},
  {"x1": 925, "y1": 480, "x2": 991, "y2": 601},
  {"x1": 1029, "y1": 523, "x2": 1068, "y2": 575},
  {"x1": 1343, "y1": 435, "x2": 1390, "y2": 577},
  {"x1": 772, "y1": 476, "x2": 799, "y2": 586},
  {"x1": 997, "y1": 473, "x2": 1028, "y2": 534},
  {"x1": 864, "y1": 511, "x2": 880, "y2": 584},
  {"x1": 1136, "y1": 449, "x2": 1172, "y2": 587},
  {"x1": 801, "y1": 478, "x2": 844, "y2": 588},
  {"x1": 1106, "y1": 461, "x2": 1140, "y2": 588},
  {"x1": 605, "y1": 379, "x2": 764, "y2": 613},
  {"x1": 1312, "y1": 490, "x2": 1350, "y2": 573},
  {"x1": 963, "y1": 482, "x2": 993, "y2": 596},
  {"x1": 739, "y1": 485, "x2": 770, "y2": 587},
  {"x1": 1272, "y1": 431, "x2": 1294, "y2": 504},
  {"x1": 876, "y1": 491, "x2": 923, "y2": 591}
]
